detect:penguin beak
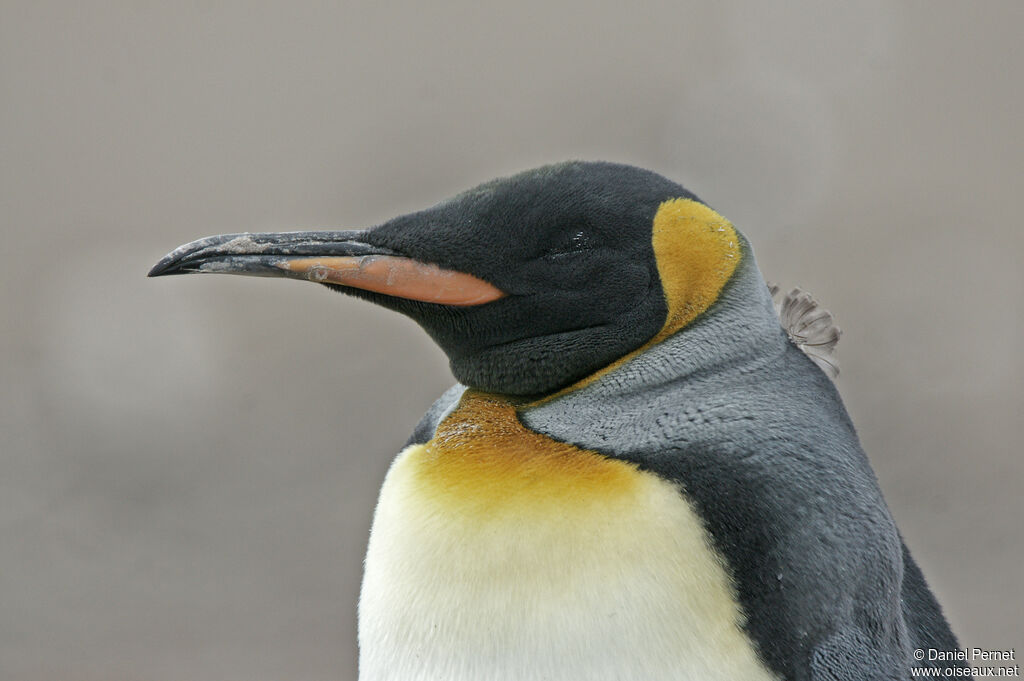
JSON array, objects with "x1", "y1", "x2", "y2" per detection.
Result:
[{"x1": 148, "y1": 231, "x2": 506, "y2": 306}]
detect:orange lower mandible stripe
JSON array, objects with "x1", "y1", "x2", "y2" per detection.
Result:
[{"x1": 277, "y1": 256, "x2": 506, "y2": 306}]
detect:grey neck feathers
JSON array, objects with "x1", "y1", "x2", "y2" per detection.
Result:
[{"x1": 519, "y1": 247, "x2": 802, "y2": 458}]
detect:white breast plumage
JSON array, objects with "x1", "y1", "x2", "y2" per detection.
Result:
[{"x1": 358, "y1": 392, "x2": 777, "y2": 681}]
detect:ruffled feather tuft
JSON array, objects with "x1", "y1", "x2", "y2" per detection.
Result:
[{"x1": 767, "y1": 283, "x2": 841, "y2": 380}]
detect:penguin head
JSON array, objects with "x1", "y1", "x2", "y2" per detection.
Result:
[{"x1": 150, "y1": 162, "x2": 742, "y2": 396}]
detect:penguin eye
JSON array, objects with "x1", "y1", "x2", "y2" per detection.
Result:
[{"x1": 541, "y1": 230, "x2": 593, "y2": 259}]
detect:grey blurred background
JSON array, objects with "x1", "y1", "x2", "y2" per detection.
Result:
[{"x1": 2, "y1": 1, "x2": 1021, "y2": 679}]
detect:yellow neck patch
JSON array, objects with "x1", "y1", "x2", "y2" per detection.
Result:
[
  {"x1": 399, "y1": 391, "x2": 642, "y2": 516},
  {"x1": 535, "y1": 198, "x2": 741, "y2": 402}
]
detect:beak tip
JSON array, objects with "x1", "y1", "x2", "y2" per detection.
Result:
[{"x1": 147, "y1": 257, "x2": 176, "y2": 277}]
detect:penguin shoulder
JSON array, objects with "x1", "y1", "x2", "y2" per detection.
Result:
[{"x1": 405, "y1": 383, "x2": 467, "y2": 446}]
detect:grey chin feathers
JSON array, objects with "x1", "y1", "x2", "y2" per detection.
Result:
[{"x1": 767, "y1": 283, "x2": 842, "y2": 380}]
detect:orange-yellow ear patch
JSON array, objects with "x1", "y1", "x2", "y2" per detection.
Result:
[{"x1": 648, "y1": 198, "x2": 741, "y2": 345}]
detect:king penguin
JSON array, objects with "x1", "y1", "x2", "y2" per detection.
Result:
[{"x1": 150, "y1": 162, "x2": 968, "y2": 681}]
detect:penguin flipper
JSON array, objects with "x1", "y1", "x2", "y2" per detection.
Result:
[
  {"x1": 808, "y1": 549, "x2": 969, "y2": 681},
  {"x1": 404, "y1": 383, "x2": 467, "y2": 447},
  {"x1": 809, "y1": 629, "x2": 908, "y2": 681},
  {"x1": 897, "y1": 541, "x2": 971, "y2": 679}
]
